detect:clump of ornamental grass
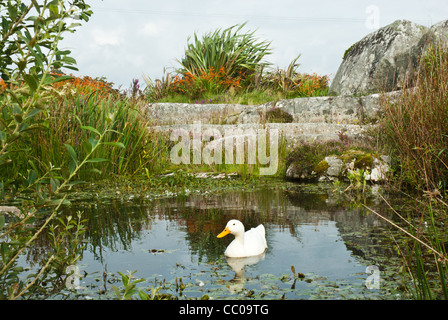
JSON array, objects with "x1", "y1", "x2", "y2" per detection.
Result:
[
  {"x1": 177, "y1": 22, "x2": 272, "y2": 81},
  {"x1": 143, "y1": 24, "x2": 329, "y2": 105},
  {"x1": 371, "y1": 40, "x2": 448, "y2": 301}
]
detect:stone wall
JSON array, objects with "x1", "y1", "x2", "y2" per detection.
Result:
[
  {"x1": 146, "y1": 91, "x2": 397, "y2": 126},
  {"x1": 146, "y1": 91, "x2": 399, "y2": 145}
]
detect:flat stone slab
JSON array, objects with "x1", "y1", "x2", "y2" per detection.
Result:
[
  {"x1": 146, "y1": 91, "x2": 399, "y2": 126},
  {"x1": 151, "y1": 122, "x2": 368, "y2": 146}
]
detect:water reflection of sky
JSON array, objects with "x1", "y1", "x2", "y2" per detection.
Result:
[
  {"x1": 265, "y1": 221, "x2": 365, "y2": 280},
  {"x1": 79, "y1": 217, "x2": 366, "y2": 281},
  {"x1": 19, "y1": 185, "x2": 402, "y2": 299}
]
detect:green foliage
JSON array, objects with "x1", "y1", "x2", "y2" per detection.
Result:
[
  {"x1": 112, "y1": 270, "x2": 173, "y2": 300},
  {"x1": 112, "y1": 270, "x2": 146, "y2": 300},
  {"x1": 0, "y1": 0, "x2": 92, "y2": 82},
  {"x1": 0, "y1": 0, "x2": 92, "y2": 171},
  {"x1": 263, "y1": 107, "x2": 294, "y2": 123},
  {"x1": 286, "y1": 140, "x2": 351, "y2": 178},
  {"x1": 6, "y1": 92, "x2": 169, "y2": 182},
  {"x1": 177, "y1": 22, "x2": 272, "y2": 80},
  {"x1": 0, "y1": 0, "x2": 116, "y2": 300},
  {"x1": 145, "y1": 27, "x2": 329, "y2": 105}
]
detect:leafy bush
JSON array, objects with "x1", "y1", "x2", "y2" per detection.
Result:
[{"x1": 0, "y1": 1, "x2": 174, "y2": 300}]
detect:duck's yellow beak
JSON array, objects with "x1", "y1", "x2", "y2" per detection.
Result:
[{"x1": 217, "y1": 227, "x2": 230, "y2": 238}]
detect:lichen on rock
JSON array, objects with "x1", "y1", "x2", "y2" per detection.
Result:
[
  {"x1": 286, "y1": 149, "x2": 391, "y2": 183},
  {"x1": 330, "y1": 19, "x2": 429, "y2": 96}
]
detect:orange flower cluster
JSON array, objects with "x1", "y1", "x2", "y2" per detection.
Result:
[
  {"x1": 0, "y1": 74, "x2": 115, "y2": 99},
  {"x1": 51, "y1": 74, "x2": 115, "y2": 97},
  {"x1": 170, "y1": 66, "x2": 242, "y2": 97},
  {"x1": 296, "y1": 73, "x2": 329, "y2": 96}
]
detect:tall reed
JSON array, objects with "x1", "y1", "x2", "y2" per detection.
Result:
[
  {"x1": 374, "y1": 40, "x2": 448, "y2": 299},
  {"x1": 379, "y1": 42, "x2": 448, "y2": 192},
  {"x1": 7, "y1": 89, "x2": 171, "y2": 182}
]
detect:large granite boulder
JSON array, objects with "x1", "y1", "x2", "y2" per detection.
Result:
[
  {"x1": 427, "y1": 19, "x2": 448, "y2": 47},
  {"x1": 329, "y1": 20, "x2": 428, "y2": 96}
]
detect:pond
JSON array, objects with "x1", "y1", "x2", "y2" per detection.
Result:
[{"x1": 18, "y1": 182, "x2": 408, "y2": 300}]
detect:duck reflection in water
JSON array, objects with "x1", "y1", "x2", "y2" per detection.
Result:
[
  {"x1": 217, "y1": 219, "x2": 267, "y2": 293},
  {"x1": 224, "y1": 254, "x2": 265, "y2": 293}
]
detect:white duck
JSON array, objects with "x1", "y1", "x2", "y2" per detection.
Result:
[{"x1": 217, "y1": 219, "x2": 267, "y2": 258}]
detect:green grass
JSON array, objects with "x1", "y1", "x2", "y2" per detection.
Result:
[
  {"x1": 153, "y1": 87, "x2": 329, "y2": 106},
  {"x1": 1, "y1": 92, "x2": 172, "y2": 185}
]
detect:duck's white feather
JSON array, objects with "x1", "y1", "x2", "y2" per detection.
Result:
[{"x1": 218, "y1": 220, "x2": 267, "y2": 258}]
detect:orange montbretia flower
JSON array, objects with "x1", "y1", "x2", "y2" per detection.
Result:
[
  {"x1": 169, "y1": 66, "x2": 242, "y2": 96},
  {"x1": 49, "y1": 73, "x2": 115, "y2": 100}
]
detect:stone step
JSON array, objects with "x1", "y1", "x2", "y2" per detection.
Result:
[
  {"x1": 151, "y1": 122, "x2": 368, "y2": 145},
  {"x1": 145, "y1": 91, "x2": 398, "y2": 126}
]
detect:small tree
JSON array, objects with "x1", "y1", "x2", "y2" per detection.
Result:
[{"x1": 0, "y1": 0, "x2": 92, "y2": 167}]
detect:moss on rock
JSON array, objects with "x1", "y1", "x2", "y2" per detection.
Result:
[
  {"x1": 354, "y1": 153, "x2": 374, "y2": 170},
  {"x1": 313, "y1": 160, "x2": 330, "y2": 175},
  {"x1": 263, "y1": 107, "x2": 294, "y2": 123}
]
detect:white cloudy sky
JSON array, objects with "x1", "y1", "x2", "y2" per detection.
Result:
[{"x1": 60, "y1": 0, "x2": 448, "y2": 89}]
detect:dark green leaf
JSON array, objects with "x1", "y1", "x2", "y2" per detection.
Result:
[
  {"x1": 42, "y1": 75, "x2": 73, "y2": 86},
  {"x1": 86, "y1": 158, "x2": 109, "y2": 163},
  {"x1": 68, "y1": 159, "x2": 77, "y2": 176},
  {"x1": 103, "y1": 142, "x2": 125, "y2": 148},
  {"x1": 64, "y1": 143, "x2": 78, "y2": 164},
  {"x1": 23, "y1": 74, "x2": 39, "y2": 92},
  {"x1": 45, "y1": 198, "x2": 71, "y2": 206},
  {"x1": 88, "y1": 137, "x2": 99, "y2": 149},
  {"x1": 66, "y1": 180, "x2": 85, "y2": 186},
  {"x1": 24, "y1": 108, "x2": 43, "y2": 121},
  {"x1": 27, "y1": 170, "x2": 38, "y2": 185},
  {"x1": 50, "y1": 178, "x2": 59, "y2": 192},
  {"x1": 82, "y1": 140, "x2": 92, "y2": 154},
  {"x1": 81, "y1": 125, "x2": 100, "y2": 135}
]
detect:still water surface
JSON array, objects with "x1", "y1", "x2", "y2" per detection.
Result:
[{"x1": 23, "y1": 183, "x2": 406, "y2": 299}]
